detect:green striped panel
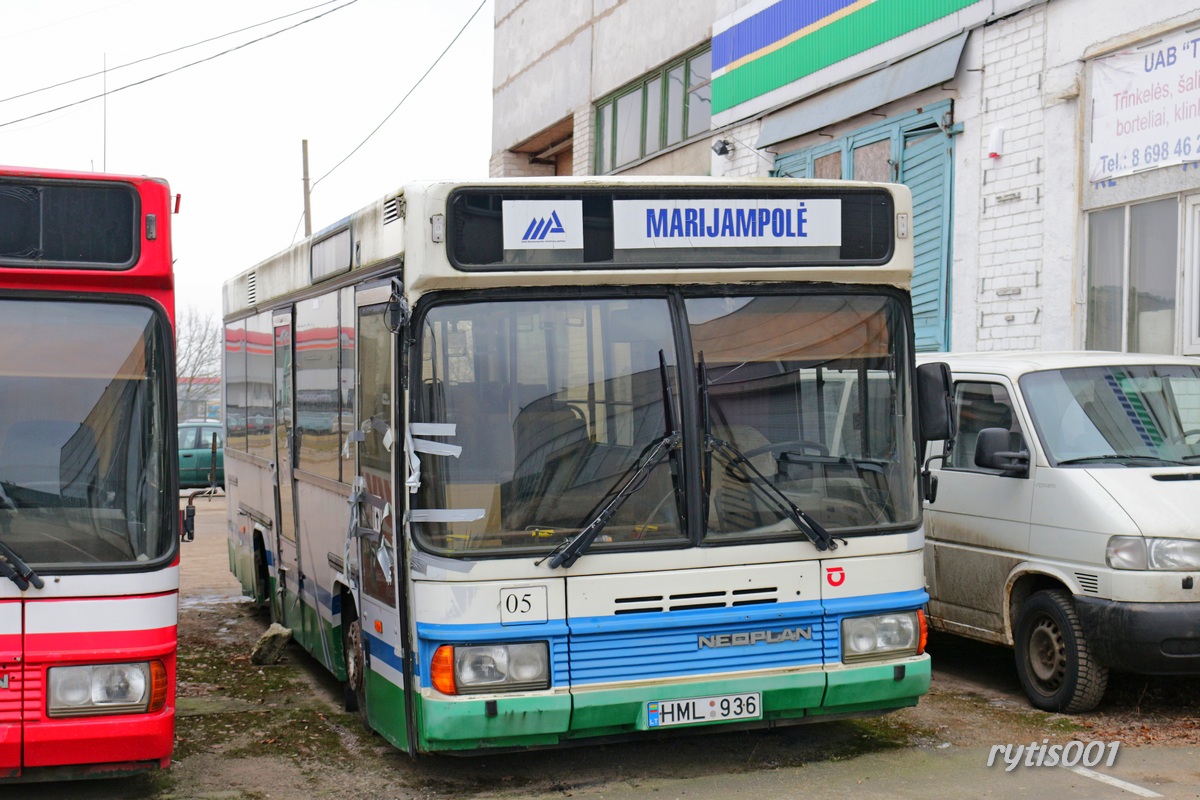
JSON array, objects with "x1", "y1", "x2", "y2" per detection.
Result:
[{"x1": 713, "y1": 0, "x2": 979, "y2": 113}]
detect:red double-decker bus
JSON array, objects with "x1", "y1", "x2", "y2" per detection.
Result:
[{"x1": 0, "y1": 166, "x2": 179, "y2": 781}]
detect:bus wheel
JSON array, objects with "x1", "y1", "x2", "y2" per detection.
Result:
[
  {"x1": 1014, "y1": 589, "x2": 1108, "y2": 713},
  {"x1": 342, "y1": 598, "x2": 367, "y2": 718}
]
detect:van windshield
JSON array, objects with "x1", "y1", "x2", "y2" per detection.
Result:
[{"x1": 1022, "y1": 365, "x2": 1200, "y2": 466}]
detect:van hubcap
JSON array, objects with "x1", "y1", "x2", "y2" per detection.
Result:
[{"x1": 1028, "y1": 617, "x2": 1066, "y2": 689}]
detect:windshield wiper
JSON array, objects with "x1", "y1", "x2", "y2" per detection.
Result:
[
  {"x1": 707, "y1": 437, "x2": 840, "y2": 551},
  {"x1": 1057, "y1": 454, "x2": 1191, "y2": 466},
  {"x1": 0, "y1": 540, "x2": 43, "y2": 591},
  {"x1": 541, "y1": 351, "x2": 682, "y2": 569},
  {"x1": 697, "y1": 354, "x2": 838, "y2": 552}
]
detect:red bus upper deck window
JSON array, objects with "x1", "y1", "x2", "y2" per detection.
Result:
[{"x1": 0, "y1": 179, "x2": 139, "y2": 268}]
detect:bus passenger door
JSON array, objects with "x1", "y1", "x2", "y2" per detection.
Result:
[
  {"x1": 0, "y1": 593, "x2": 20, "y2": 777},
  {"x1": 349, "y1": 299, "x2": 412, "y2": 752},
  {"x1": 273, "y1": 315, "x2": 304, "y2": 636}
]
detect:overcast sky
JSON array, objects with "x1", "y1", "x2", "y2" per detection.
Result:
[{"x1": 0, "y1": 0, "x2": 494, "y2": 319}]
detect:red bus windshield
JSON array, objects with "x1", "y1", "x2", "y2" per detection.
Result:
[{"x1": 0, "y1": 298, "x2": 174, "y2": 568}]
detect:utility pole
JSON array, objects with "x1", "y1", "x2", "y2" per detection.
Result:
[{"x1": 302, "y1": 139, "x2": 312, "y2": 238}]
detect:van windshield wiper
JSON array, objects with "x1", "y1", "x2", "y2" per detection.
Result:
[
  {"x1": 698, "y1": 353, "x2": 838, "y2": 552},
  {"x1": 0, "y1": 540, "x2": 44, "y2": 591},
  {"x1": 540, "y1": 351, "x2": 681, "y2": 570},
  {"x1": 1057, "y1": 454, "x2": 1191, "y2": 466}
]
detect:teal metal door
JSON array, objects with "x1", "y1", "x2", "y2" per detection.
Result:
[{"x1": 900, "y1": 125, "x2": 953, "y2": 352}]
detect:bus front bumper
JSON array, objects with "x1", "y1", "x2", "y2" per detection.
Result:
[{"x1": 417, "y1": 655, "x2": 930, "y2": 751}]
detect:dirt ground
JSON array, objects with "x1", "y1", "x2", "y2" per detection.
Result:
[{"x1": 14, "y1": 493, "x2": 1200, "y2": 799}]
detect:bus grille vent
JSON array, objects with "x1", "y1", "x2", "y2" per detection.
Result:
[
  {"x1": 246, "y1": 271, "x2": 258, "y2": 306},
  {"x1": 383, "y1": 195, "x2": 404, "y2": 224},
  {"x1": 1075, "y1": 573, "x2": 1099, "y2": 594},
  {"x1": 613, "y1": 586, "x2": 779, "y2": 614}
]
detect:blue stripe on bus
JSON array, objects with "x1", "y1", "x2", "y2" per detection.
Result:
[
  {"x1": 365, "y1": 629, "x2": 405, "y2": 672},
  {"x1": 413, "y1": 590, "x2": 927, "y2": 688}
]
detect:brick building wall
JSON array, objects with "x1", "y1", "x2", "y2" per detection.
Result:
[{"x1": 975, "y1": 5, "x2": 1048, "y2": 351}]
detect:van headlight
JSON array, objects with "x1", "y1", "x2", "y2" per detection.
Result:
[
  {"x1": 47, "y1": 661, "x2": 167, "y2": 717},
  {"x1": 841, "y1": 611, "x2": 924, "y2": 663},
  {"x1": 1107, "y1": 536, "x2": 1200, "y2": 570},
  {"x1": 430, "y1": 642, "x2": 549, "y2": 695}
]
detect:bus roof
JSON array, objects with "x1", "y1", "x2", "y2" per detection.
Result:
[
  {"x1": 0, "y1": 165, "x2": 174, "y2": 300},
  {"x1": 223, "y1": 177, "x2": 914, "y2": 320}
]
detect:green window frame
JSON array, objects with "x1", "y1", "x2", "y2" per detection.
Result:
[{"x1": 595, "y1": 47, "x2": 711, "y2": 174}]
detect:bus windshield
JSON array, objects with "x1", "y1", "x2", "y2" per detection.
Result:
[
  {"x1": 411, "y1": 291, "x2": 917, "y2": 557},
  {"x1": 0, "y1": 299, "x2": 174, "y2": 568}
]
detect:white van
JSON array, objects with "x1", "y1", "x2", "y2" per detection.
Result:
[{"x1": 919, "y1": 351, "x2": 1200, "y2": 712}]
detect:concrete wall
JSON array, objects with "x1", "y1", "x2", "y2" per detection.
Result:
[{"x1": 492, "y1": 0, "x2": 716, "y2": 173}]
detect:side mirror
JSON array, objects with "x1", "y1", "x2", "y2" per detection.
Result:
[
  {"x1": 182, "y1": 504, "x2": 196, "y2": 542},
  {"x1": 916, "y1": 362, "x2": 955, "y2": 444},
  {"x1": 975, "y1": 427, "x2": 1030, "y2": 478}
]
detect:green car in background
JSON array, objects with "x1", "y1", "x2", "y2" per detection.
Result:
[{"x1": 178, "y1": 419, "x2": 223, "y2": 489}]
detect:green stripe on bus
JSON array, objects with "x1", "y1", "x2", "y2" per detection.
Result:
[
  {"x1": 712, "y1": 0, "x2": 978, "y2": 113},
  {"x1": 363, "y1": 670, "x2": 409, "y2": 752},
  {"x1": 814, "y1": 656, "x2": 931, "y2": 715},
  {"x1": 418, "y1": 693, "x2": 573, "y2": 751}
]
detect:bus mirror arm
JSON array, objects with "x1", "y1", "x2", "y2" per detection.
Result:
[
  {"x1": 182, "y1": 504, "x2": 196, "y2": 542},
  {"x1": 386, "y1": 281, "x2": 409, "y2": 333},
  {"x1": 921, "y1": 452, "x2": 946, "y2": 503}
]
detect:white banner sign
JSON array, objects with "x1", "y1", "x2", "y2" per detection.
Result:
[
  {"x1": 1090, "y1": 28, "x2": 1200, "y2": 181},
  {"x1": 612, "y1": 199, "x2": 841, "y2": 249},
  {"x1": 502, "y1": 200, "x2": 584, "y2": 250}
]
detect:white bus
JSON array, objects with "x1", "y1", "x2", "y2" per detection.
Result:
[{"x1": 222, "y1": 178, "x2": 953, "y2": 754}]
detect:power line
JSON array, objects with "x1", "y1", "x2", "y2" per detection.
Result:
[
  {"x1": 290, "y1": 0, "x2": 487, "y2": 243},
  {"x1": 0, "y1": 0, "x2": 360, "y2": 130},
  {"x1": 0, "y1": 0, "x2": 346, "y2": 106},
  {"x1": 310, "y1": 0, "x2": 486, "y2": 191}
]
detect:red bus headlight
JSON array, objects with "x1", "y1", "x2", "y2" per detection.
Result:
[{"x1": 47, "y1": 660, "x2": 166, "y2": 717}]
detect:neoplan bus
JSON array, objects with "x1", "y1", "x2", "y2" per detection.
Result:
[
  {"x1": 0, "y1": 166, "x2": 178, "y2": 780},
  {"x1": 222, "y1": 178, "x2": 953, "y2": 754}
]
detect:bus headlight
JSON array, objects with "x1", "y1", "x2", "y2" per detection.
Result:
[
  {"x1": 430, "y1": 643, "x2": 550, "y2": 695},
  {"x1": 47, "y1": 660, "x2": 167, "y2": 717},
  {"x1": 1107, "y1": 536, "x2": 1200, "y2": 570},
  {"x1": 841, "y1": 612, "x2": 923, "y2": 663}
]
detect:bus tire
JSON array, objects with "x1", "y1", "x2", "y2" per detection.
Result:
[
  {"x1": 1014, "y1": 589, "x2": 1108, "y2": 713},
  {"x1": 342, "y1": 597, "x2": 367, "y2": 719}
]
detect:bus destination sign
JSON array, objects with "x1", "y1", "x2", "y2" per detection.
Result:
[{"x1": 612, "y1": 198, "x2": 841, "y2": 249}]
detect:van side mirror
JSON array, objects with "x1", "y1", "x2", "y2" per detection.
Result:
[
  {"x1": 917, "y1": 361, "x2": 955, "y2": 443},
  {"x1": 976, "y1": 427, "x2": 1030, "y2": 478}
]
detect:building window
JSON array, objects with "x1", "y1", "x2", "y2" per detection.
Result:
[
  {"x1": 595, "y1": 47, "x2": 711, "y2": 173},
  {"x1": 1086, "y1": 198, "x2": 1179, "y2": 355}
]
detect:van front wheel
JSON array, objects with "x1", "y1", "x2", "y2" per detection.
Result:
[{"x1": 1014, "y1": 589, "x2": 1108, "y2": 713}]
